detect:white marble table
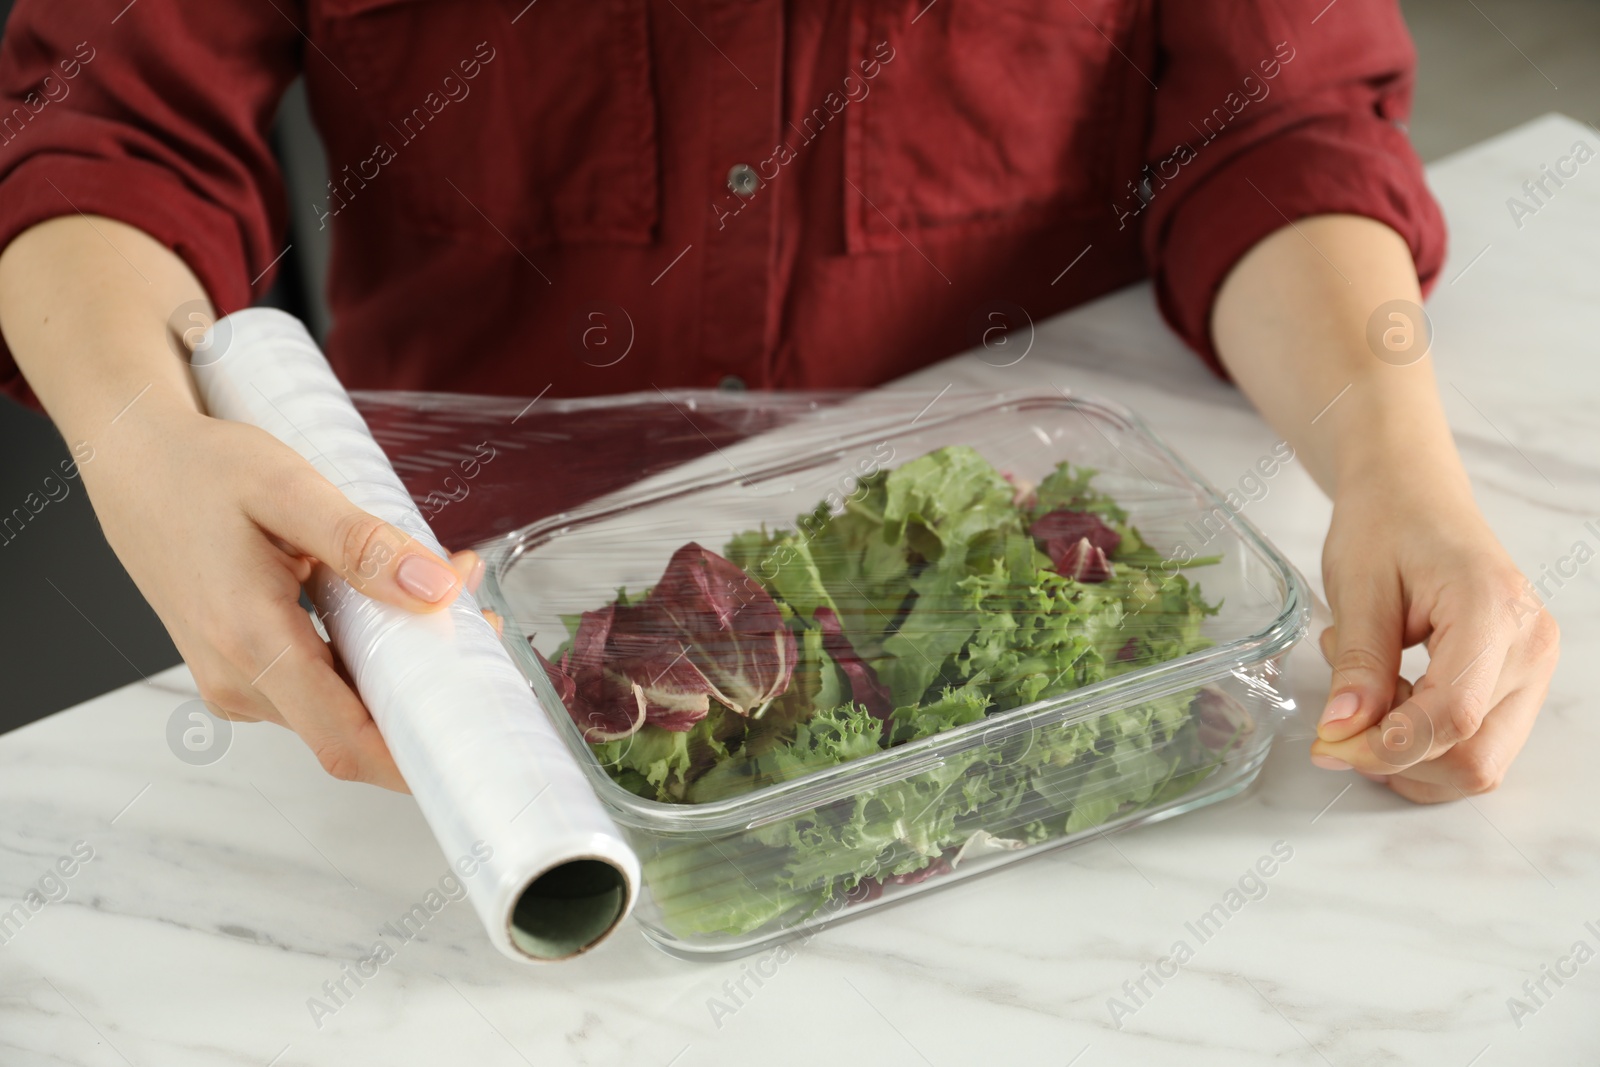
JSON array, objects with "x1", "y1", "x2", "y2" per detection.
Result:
[{"x1": 3, "y1": 114, "x2": 1597, "y2": 1066}]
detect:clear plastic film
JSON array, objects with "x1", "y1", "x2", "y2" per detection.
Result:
[
  {"x1": 356, "y1": 384, "x2": 1312, "y2": 959},
  {"x1": 191, "y1": 309, "x2": 640, "y2": 964}
]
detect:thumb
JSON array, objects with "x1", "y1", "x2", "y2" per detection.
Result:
[
  {"x1": 1316, "y1": 580, "x2": 1403, "y2": 744},
  {"x1": 253, "y1": 470, "x2": 463, "y2": 612}
]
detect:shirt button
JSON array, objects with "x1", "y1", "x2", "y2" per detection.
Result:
[
  {"x1": 718, "y1": 374, "x2": 747, "y2": 391},
  {"x1": 726, "y1": 163, "x2": 759, "y2": 199}
]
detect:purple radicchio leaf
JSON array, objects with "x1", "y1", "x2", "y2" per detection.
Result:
[
  {"x1": 812, "y1": 605, "x2": 893, "y2": 733},
  {"x1": 852, "y1": 853, "x2": 957, "y2": 905},
  {"x1": 1030, "y1": 508, "x2": 1121, "y2": 564},
  {"x1": 1192, "y1": 686, "x2": 1256, "y2": 752},
  {"x1": 1030, "y1": 510, "x2": 1119, "y2": 582},
  {"x1": 539, "y1": 544, "x2": 799, "y2": 739},
  {"x1": 605, "y1": 620, "x2": 717, "y2": 733},
  {"x1": 1047, "y1": 536, "x2": 1115, "y2": 583},
  {"x1": 630, "y1": 543, "x2": 798, "y2": 718},
  {"x1": 534, "y1": 606, "x2": 647, "y2": 742}
]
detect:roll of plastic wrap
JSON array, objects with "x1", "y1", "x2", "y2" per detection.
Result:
[{"x1": 191, "y1": 308, "x2": 639, "y2": 962}]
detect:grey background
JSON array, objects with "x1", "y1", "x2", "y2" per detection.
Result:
[{"x1": 0, "y1": 0, "x2": 1594, "y2": 733}]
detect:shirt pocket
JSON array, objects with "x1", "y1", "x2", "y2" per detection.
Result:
[
  {"x1": 308, "y1": 0, "x2": 659, "y2": 247},
  {"x1": 844, "y1": 0, "x2": 1131, "y2": 253}
]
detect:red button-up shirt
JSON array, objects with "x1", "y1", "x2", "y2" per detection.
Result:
[{"x1": 0, "y1": 0, "x2": 1444, "y2": 403}]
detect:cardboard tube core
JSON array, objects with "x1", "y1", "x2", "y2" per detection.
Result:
[{"x1": 508, "y1": 858, "x2": 629, "y2": 960}]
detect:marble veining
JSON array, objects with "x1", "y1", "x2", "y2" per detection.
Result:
[{"x1": 2, "y1": 115, "x2": 1599, "y2": 1066}]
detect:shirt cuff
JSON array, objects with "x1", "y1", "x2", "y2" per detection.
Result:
[
  {"x1": 0, "y1": 155, "x2": 255, "y2": 408},
  {"x1": 1150, "y1": 115, "x2": 1447, "y2": 378}
]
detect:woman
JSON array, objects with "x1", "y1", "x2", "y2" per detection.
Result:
[{"x1": 0, "y1": 0, "x2": 1557, "y2": 800}]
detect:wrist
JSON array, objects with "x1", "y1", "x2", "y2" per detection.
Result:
[
  {"x1": 1330, "y1": 421, "x2": 1474, "y2": 512},
  {"x1": 1320, "y1": 373, "x2": 1473, "y2": 505},
  {"x1": 44, "y1": 364, "x2": 199, "y2": 452},
  {"x1": 73, "y1": 391, "x2": 207, "y2": 493}
]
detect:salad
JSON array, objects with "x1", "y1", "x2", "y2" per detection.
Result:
[{"x1": 533, "y1": 445, "x2": 1243, "y2": 936}]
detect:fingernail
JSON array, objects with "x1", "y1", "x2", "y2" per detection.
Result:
[
  {"x1": 1319, "y1": 692, "x2": 1360, "y2": 728},
  {"x1": 1310, "y1": 755, "x2": 1352, "y2": 771},
  {"x1": 467, "y1": 555, "x2": 486, "y2": 594},
  {"x1": 1357, "y1": 771, "x2": 1391, "y2": 784},
  {"x1": 397, "y1": 554, "x2": 457, "y2": 603}
]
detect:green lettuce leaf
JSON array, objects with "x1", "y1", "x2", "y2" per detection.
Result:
[{"x1": 590, "y1": 708, "x2": 740, "y2": 803}]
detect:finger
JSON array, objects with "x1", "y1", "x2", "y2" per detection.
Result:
[
  {"x1": 1312, "y1": 675, "x2": 1431, "y2": 775},
  {"x1": 1385, "y1": 673, "x2": 1549, "y2": 798},
  {"x1": 1318, "y1": 623, "x2": 1392, "y2": 777},
  {"x1": 1315, "y1": 635, "x2": 1520, "y2": 777},
  {"x1": 1404, "y1": 605, "x2": 1516, "y2": 751},
  {"x1": 448, "y1": 550, "x2": 496, "y2": 629},
  {"x1": 1383, "y1": 775, "x2": 1458, "y2": 804},
  {"x1": 1316, "y1": 570, "x2": 1405, "y2": 744},
  {"x1": 248, "y1": 466, "x2": 462, "y2": 613},
  {"x1": 310, "y1": 552, "x2": 495, "y2": 642},
  {"x1": 1392, "y1": 674, "x2": 1414, "y2": 706},
  {"x1": 205, "y1": 697, "x2": 280, "y2": 726},
  {"x1": 187, "y1": 663, "x2": 287, "y2": 727},
  {"x1": 448, "y1": 549, "x2": 485, "y2": 595},
  {"x1": 251, "y1": 628, "x2": 408, "y2": 792},
  {"x1": 1318, "y1": 624, "x2": 1335, "y2": 664},
  {"x1": 301, "y1": 557, "x2": 499, "y2": 660}
]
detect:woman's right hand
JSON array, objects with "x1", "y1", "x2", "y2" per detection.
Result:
[
  {"x1": 1, "y1": 215, "x2": 492, "y2": 791},
  {"x1": 82, "y1": 403, "x2": 475, "y2": 791}
]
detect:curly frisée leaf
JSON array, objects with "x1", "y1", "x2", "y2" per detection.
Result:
[
  {"x1": 1032, "y1": 461, "x2": 1128, "y2": 523},
  {"x1": 687, "y1": 703, "x2": 885, "y2": 803},
  {"x1": 591, "y1": 708, "x2": 739, "y2": 803}
]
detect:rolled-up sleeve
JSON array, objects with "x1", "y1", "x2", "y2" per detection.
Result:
[
  {"x1": 0, "y1": 1, "x2": 300, "y2": 403},
  {"x1": 1141, "y1": 1, "x2": 1447, "y2": 375}
]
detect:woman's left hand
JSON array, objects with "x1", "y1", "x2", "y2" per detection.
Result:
[{"x1": 1307, "y1": 469, "x2": 1560, "y2": 802}]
